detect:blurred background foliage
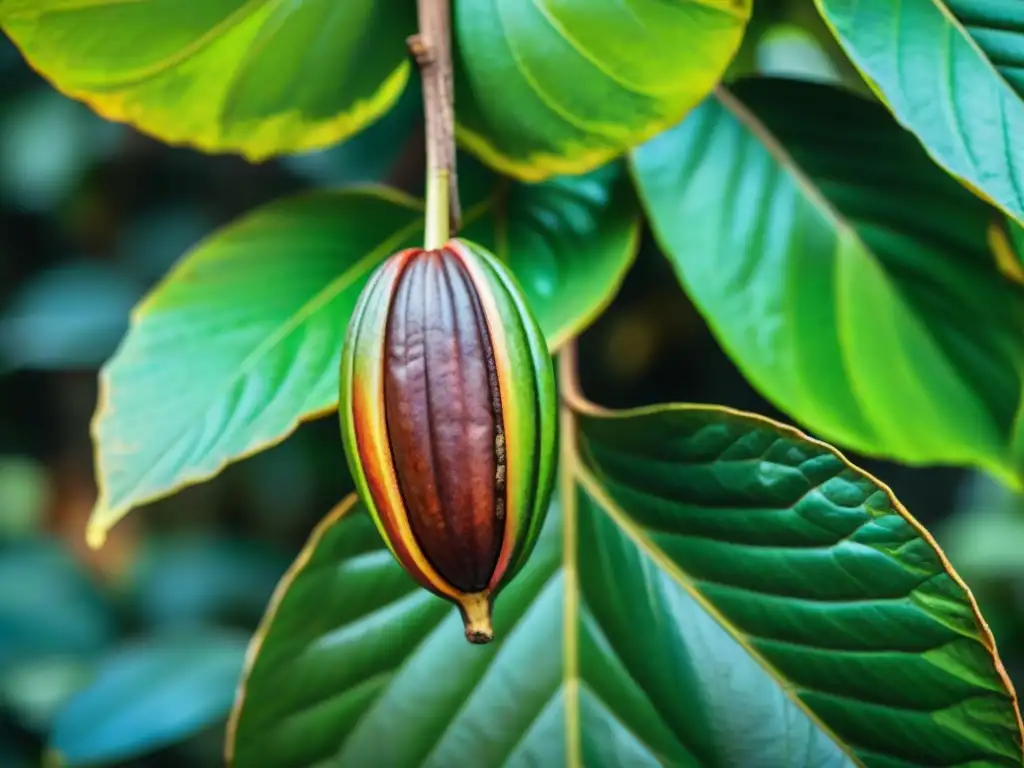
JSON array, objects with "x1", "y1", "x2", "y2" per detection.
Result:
[{"x1": 0, "y1": 1, "x2": 1020, "y2": 765}]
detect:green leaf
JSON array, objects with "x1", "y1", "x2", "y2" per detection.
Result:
[
  {"x1": 461, "y1": 160, "x2": 640, "y2": 350},
  {"x1": 0, "y1": 541, "x2": 115, "y2": 670},
  {"x1": 227, "y1": 399, "x2": 1023, "y2": 766},
  {"x1": 632, "y1": 78, "x2": 1024, "y2": 486},
  {"x1": 87, "y1": 169, "x2": 639, "y2": 545},
  {"x1": 0, "y1": 0, "x2": 415, "y2": 160},
  {"x1": 813, "y1": 0, "x2": 1024, "y2": 226},
  {"x1": 50, "y1": 629, "x2": 248, "y2": 766},
  {"x1": 454, "y1": 0, "x2": 751, "y2": 181},
  {"x1": 0, "y1": 0, "x2": 749, "y2": 174}
]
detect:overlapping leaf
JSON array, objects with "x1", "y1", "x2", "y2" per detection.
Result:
[
  {"x1": 454, "y1": 0, "x2": 750, "y2": 180},
  {"x1": 1, "y1": 1, "x2": 751, "y2": 175},
  {"x1": 633, "y1": 78, "x2": 1024, "y2": 485},
  {"x1": 51, "y1": 629, "x2": 248, "y2": 766},
  {"x1": 87, "y1": 168, "x2": 639, "y2": 545},
  {"x1": 0, "y1": 0, "x2": 415, "y2": 159},
  {"x1": 226, "y1": 395, "x2": 1023, "y2": 766},
  {"x1": 814, "y1": 0, "x2": 1024, "y2": 225}
]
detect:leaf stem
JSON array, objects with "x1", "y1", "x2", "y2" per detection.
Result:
[{"x1": 410, "y1": 0, "x2": 461, "y2": 250}]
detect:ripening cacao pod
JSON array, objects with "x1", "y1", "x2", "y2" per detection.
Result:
[{"x1": 339, "y1": 239, "x2": 557, "y2": 644}]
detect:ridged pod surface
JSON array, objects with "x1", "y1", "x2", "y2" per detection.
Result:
[{"x1": 339, "y1": 239, "x2": 557, "y2": 643}]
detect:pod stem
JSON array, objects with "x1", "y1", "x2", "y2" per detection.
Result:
[
  {"x1": 459, "y1": 593, "x2": 494, "y2": 645},
  {"x1": 410, "y1": 0, "x2": 461, "y2": 250}
]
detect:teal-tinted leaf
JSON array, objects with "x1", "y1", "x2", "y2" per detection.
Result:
[
  {"x1": 814, "y1": 0, "x2": 1024, "y2": 225},
  {"x1": 453, "y1": 0, "x2": 751, "y2": 181},
  {"x1": 88, "y1": 168, "x2": 639, "y2": 544},
  {"x1": 226, "y1": 395, "x2": 1022, "y2": 766},
  {"x1": 0, "y1": 0, "x2": 415, "y2": 160},
  {"x1": 755, "y1": 24, "x2": 842, "y2": 84},
  {"x1": 128, "y1": 536, "x2": 290, "y2": 629},
  {"x1": 0, "y1": 540, "x2": 115, "y2": 669},
  {"x1": 571, "y1": 401, "x2": 1023, "y2": 766},
  {"x1": 50, "y1": 629, "x2": 248, "y2": 766},
  {"x1": 632, "y1": 77, "x2": 1024, "y2": 485},
  {"x1": 1, "y1": 657, "x2": 93, "y2": 732}
]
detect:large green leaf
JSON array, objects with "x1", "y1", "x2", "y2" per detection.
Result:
[
  {"x1": 632, "y1": 78, "x2": 1024, "y2": 486},
  {"x1": 0, "y1": 0, "x2": 415, "y2": 160},
  {"x1": 813, "y1": 0, "x2": 1024, "y2": 226},
  {"x1": 227, "y1": 395, "x2": 1023, "y2": 766},
  {"x1": 454, "y1": 0, "x2": 750, "y2": 181},
  {"x1": 87, "y1": 169, "x2": 639, "y2": 545}
]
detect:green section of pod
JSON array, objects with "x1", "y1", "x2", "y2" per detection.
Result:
[
  {"x1": 453, "y1": 239, "x2": 558, "y2": 589},
  {"x1": 337, "y1": 241, "x2": 558, "y2": 641},
  {"x1": 338, "y1": 256, "x2": 405, "y2": 568}
]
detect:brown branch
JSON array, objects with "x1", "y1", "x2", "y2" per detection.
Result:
[{"x1": 408, "y1": 0, "x2": 461, "y2": 240}]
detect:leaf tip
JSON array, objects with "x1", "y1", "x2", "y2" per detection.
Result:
[{"x1": 85, "y1": 519, "x2": 108, "y2": 550}]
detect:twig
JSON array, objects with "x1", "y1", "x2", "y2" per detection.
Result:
[{"x1": 409, "y1": 0, "x2": 461, "y2": 248}]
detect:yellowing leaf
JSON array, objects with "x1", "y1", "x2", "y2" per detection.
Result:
[{"x1": 0, "y1": 0, "x2": 415, "y2": 159}]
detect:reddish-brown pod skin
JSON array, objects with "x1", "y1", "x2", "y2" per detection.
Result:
[
  {"x1": 340, "y1": 238, "x2": 558, "y2": 644},
  {"x1": 382, "y1": 249, "x2": 506, "y2": 593}
]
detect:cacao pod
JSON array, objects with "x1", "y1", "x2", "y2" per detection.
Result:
[{"x1": 339, "y1": 238, "x2": 557, "y2": 644}]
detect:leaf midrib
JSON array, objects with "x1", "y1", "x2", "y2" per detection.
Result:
[
  {"x1": 31, "y1": 0, "x2": 273, "y2": 90},
  {"x1": 567, "y1": 438, "x2": 863, "y2": 766}
]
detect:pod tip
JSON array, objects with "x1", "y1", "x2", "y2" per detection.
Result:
[{"x1": 459, "y1": 592, "x2": 494, "y2": 645}]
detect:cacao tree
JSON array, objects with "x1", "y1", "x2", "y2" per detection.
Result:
[{"x1": 3, "y1": 0, "x2": 1024, "y2": 765}]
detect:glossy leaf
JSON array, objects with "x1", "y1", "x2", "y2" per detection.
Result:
[
  {"x1": 88, "y1": 170, "x2": 639, "y2": 545},
  {"x1": 454, "y1": 0, "x2": 751, "y2": 181},
  {"x1": 460, "y1": 160, "x2": 640, "y2": 349},
  {"x1": 814, "y1": 0, "x2": 1024, "y2": 225},
  {"x1": 85, "y1": 189, "x2": 423, "y2": 547},
  {"x1": 0, "y1": 0, "x2": 415, "y2": 160},
  {"x1": 632, "y1": 78, "x2": 1024, "y2": 485},
  {"x1": 227, "y1": 396, "x2": 1023, "y2": 767},
  {"x1": 50, "y1": 629, "x2": 248, "y2": 766}
]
